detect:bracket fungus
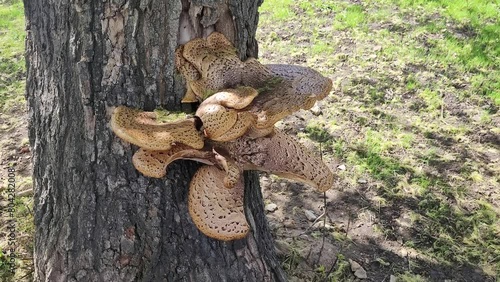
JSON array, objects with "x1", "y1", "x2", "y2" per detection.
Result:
[{"x1": 111, "y1": 32, "x2": 334, "y2": 241}]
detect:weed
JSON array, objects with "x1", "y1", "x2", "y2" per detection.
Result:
[
  {"x1": 327, "y1": 254, "x2": 352, "y2": 281},
  {"x1": 281, "y1": 246, "x2": 301, "y2": 274},
  {"x1": 305, "y1": 123, "x2": 331, "y2": 144}
]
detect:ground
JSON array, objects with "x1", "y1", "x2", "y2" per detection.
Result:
[{"x1": 0, "y1": 0, "x2": 499, "y2": 281}]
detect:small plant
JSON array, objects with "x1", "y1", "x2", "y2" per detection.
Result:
[
  {"x1": 282, "y1": 247, "x2": 301, "y2": 274},
  {"x1": 328, "y1": 254, "x2": 353, "y2": 282}
]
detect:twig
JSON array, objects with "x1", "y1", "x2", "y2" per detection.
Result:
[
  {"x1": 325, "y1": 212, "x2": 352, "y2": 278},
  {"x1": 313, "y1": 191, "x2": 329, "y2": 266},
  {"x1": 300, "y1": 143, "x2": 329, "y2": 236}
]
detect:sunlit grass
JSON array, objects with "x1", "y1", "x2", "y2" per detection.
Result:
[
  {"x1": 259, "y1": 0, "x2": 295, "y2": 20},
  {"x1": 333, "y1": 4, "x2": 366, "y2": 30},
  {"x1": 0, "y1": 0, "x2": 25, "y2": 112}
]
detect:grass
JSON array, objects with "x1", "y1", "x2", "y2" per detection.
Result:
[
  {"x1": 260, "y1": 0, "x2": 294, "y2": 20},
  {"x1": 0, "y1": 0, "x2": 25, "y2": 113},
  {"x1": 258, "y1": 0, "x2": 499, "y2": 280},
  {"x1": 391, "y1": 0, "x2": 500, "y2": 104},
  {"x1": 333, "y1": 4, "x2": 366, "y2": 31}
]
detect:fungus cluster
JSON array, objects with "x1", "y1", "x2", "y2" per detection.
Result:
[{"x1": 111, "y1": 32, "x2": 334, "y2": 241}]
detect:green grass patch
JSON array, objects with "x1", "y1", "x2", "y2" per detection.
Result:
[
  {"x1": 418, "y1": 89, "x2": 442, "y2": 112},
  {"x1": 259, "y1": 0, "x2": 295, "y2": 20},
  {"x1": 258, "y1": 0, "x2": 500, "y2": 278},
  {"x1": 0, "y1": 0, "x2": 25, "y2": 112},
  {"x1": 397, "y1": 272, "x2": 427, "y2": 282},
  {"x1": 333, "y1": 4, "x2": 366, "y2": 30},
  {"x1": 326, "y1": 253, "x2": 352, "y2": 281},
  {"x1": 390, "y1": 0, "x2": 500, "y2": 104}
]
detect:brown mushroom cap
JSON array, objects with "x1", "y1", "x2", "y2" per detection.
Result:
[
  {"x1": 217, "y1": 130, "x2": 334, "y2": 192},
  {"x1": 177, "y1": 32, "x2": 275, "y2": 102},
  {"x1": 132, "y1": 146, "x2": 215, "y2": 178},
  {"x1": 205, "y1": 32, "x2": 237, "y2": 52},
  {"x1": 110, "y1": 106, "x2": 204, "y2": 151},
  {"x1": 196, "y1": 104, "x2": 238, "y2": 140},
  {"x1": 180, "y1": 37, "x2": 209, "y2": 70},
  {"x1": 133, "y1": 145, "x2": 241, "y2": 189},
  {"x1": 193, "y1": 63, "x2": 332, "y2": 141},
  {"x1": 196, "y1": 87, "x2": 258, "y2": 141},
  {"x1": 188, "y1": 165, "x2": 249, "y2": 241},
  {"x1": 247, "y1": 64, "x2": 333, "y2": 129},
  {"x1": 175, "y1": 46, "x2": 201, "y2": 103},
  {"x1": 201, "y1": 86, "x2": 259, "y2": 109},
  {"x1": 245, "y1": 124, "x2": 275, "y2": 139},
  {"x1": 266, "y1": 64, "x2": 333, "y2": 98},
  {"x1": 211, "y1": 112, "x2": 255, "y2": 141}
]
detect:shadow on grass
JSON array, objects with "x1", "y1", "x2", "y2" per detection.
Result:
[
  {"x1": 295, "y1": 123, "x2": 498, "y2": 281},
  {"x1": 328, "y1": 188, "x2": 495, "y2": 281}
]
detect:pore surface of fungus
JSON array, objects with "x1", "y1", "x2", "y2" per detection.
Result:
[{"x1": 111, "y1": 32, "x2": 334, "y2": 241}]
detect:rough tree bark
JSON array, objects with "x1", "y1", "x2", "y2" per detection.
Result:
[{"x1": 24, "y1": 0, "x2": 286, "y2": 281}]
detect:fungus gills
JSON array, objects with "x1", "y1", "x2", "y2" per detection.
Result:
[{"x1": 110, "y1": 32, "x2": 334, "y2": 241}]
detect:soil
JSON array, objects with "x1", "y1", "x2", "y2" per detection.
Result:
[{"x1": 0, "y1": 108, "x2": 31, "y2": 193}]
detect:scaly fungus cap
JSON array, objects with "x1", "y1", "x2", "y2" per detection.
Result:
[
  {"x1": 248, "y1": 64, "x2": 333, "y2": 129},
  {"x1": 133, "y1": 145, "x2": 242, "y2": 190},
  {"x1": 196, "y1": 87, "x2": 258, "y2": 141},
  {"x1": 111, "y1": 106, "x2": 204, "y2": 151},
  {"x1": 176, "y1": 32, "x2": 274, "y2": 102},
  {"x1": 175, "y1": 46, "x2": 201, "y2": 103},
  {"x1": 188, "y1": 166, "x2": 249, "y2": 241},
  {"x1": 217, "y1": 130, "x2": 334, "y2": 192}
]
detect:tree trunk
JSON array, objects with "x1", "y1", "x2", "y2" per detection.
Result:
[{"x1": 24, "y1": 0, "x2": 286, "y2": 281}]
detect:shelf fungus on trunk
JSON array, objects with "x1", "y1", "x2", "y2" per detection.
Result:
[
  {"x1": 110, "y1": 32, "x2": 334, "y2": 241},
  {"x1": 110, "y1": 106, "x2": 204, "y2": 151}
]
